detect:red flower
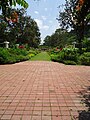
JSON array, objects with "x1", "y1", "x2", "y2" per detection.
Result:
[
  {"x1": 60, "y1": 48, "x2": 62, "y2": 51},
  {"x1": 19, "y1": 45, "x2": 24, "y2": 49}
]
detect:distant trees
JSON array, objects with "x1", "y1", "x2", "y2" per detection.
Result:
[
  {"x1": 58, "y1": 0, "x2": 90, "y2": 51},
  {"x1": 0, "y1": 8, "x2": 41, "y2": 48},
  {"x1": 43, "y1": 28, "x2": 70, "y2": 48}
]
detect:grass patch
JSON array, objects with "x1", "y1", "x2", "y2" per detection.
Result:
[{"x1": 30, "y1": 52, "x2": 51, "y2": 61}]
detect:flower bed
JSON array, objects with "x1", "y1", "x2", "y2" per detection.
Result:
[{"x1": 50, "y1": 48, "x2": 90, "y2": 66}]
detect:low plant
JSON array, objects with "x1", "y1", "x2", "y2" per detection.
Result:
[
  {"x1": 0, "y1": 47, "x2": 29, "y2": 64},
  {"x1": 79, "y1": 52, "x2": 90, "y2": 65},
  {"x1": 50, "y1": 48, "x2": 79, "y2": 65},
  {"x1": 28, "y1": 53, "x2": 35, "y2": 58},
  {"x1": 50, "y1": 48, "x2": 90, "y2": 66},
  {"x1": 63, "y1": 60, "x2": 77, "y2": 65}
]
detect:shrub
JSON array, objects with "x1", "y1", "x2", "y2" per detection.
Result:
[
  {"x1": 50, "y1": 48, "x2": 60, "y2": 55},
  {"x1": 83, "y1": 52, "x2": 90, "y2": 57},
  {"x1": 28, "y1": 53, "x2": 35, "y2": 58},
  {"x1": 50, "y1": 54, "x2": 59, "y2": 62},
  {"x1": 50, "y1": 48, "x2": 90, "y2": 66},
  {"x1": 62, "y1": 48, "x2": 79, "y2": 62},
  {"x1": 29, "y1": 49, "x2": 39, "y2": 55},
  {"x1": 0, "y1": 47, "x2": 29, "y2": 64},
  {"x1": 79, "y1": 52, "x2": 90, "y2": 66},
  {"x1": 50, "y1": 48, "x2": 78, "y2": 63},
  {"x1": 63, "y1": 60, "x2": 77, "y2": 65},
  {"x1": 8, "y1": 48, "x2": 28, "y2": 56},
  {"x1": 57, "y1": 51, "x2": 65, "y2": 62},
  {"x1": 50, "y1": 48, "x2": 80, "y2": 65},
  {"x1": 0, "y1": 48, "x2": 13, "y2": 64}
]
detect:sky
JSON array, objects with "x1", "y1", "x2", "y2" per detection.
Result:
[{"x1": 25, "y1": 0, "x2": 66, "y2": 43}]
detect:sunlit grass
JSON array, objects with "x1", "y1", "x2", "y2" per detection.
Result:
[{"x1": 30, "y1": 52, "x2": 51, "y2": 61}]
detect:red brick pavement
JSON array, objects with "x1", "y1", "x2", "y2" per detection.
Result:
[{"x1": 0, "y1": 61, "x2": 90, "y2": 120}]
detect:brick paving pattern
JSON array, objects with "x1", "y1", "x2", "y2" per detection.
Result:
[{"x1": 0, "y1": 61, "x2": 90, "y2": 120}]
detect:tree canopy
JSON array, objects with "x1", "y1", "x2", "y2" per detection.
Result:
[
  {"x1": 43, "y1": 29, "x2": 70, "y2": 48},
  {"x1": 0, "y1": 0, "x2": 28, "y2": 15},
  {"x1": 0, "y1": 8, "x2": 41, "y2": 48},
  {"x1": 58, "y1": 0, "x2": 90, "y2": 51}
]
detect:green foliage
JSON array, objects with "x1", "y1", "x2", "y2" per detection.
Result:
[
  {"x1": 50, "y1": 48, "x2": 78, "y2": 64},
  {"x1": 8, "y1": 48, "x2": 28, "y2": 56},
  {"x1": 50, "y1": 48, "x2": 60, "y2": 54},
  {"x1": 63, "y1": 60, "x2": 77, "y2": 65},
  {"x1": 83, "y1": 37, "x2": 90, "y2": 52},
  {"x1": 29, "y1": 49, "x2": 39, "y2": 55},
  {"x1": 0, "y1": 47, "x2": 29, "y2": 64},
  {"x1": 28, "y1": 49, "x2": 39, "y2": 59},
  {"x1": 0, "y1": 0, "x2": 28, "y2": 16},
  {"x1": 30, "y1": 52, "x2": 51, "y2": 61},
  {"x1": 50, "y1": 48, "x2": 90, "y2": 66},
  {"x1": 0, "y1": 48, "x2": 14, "y2": 63},
  {"x1": 50, "y1": 54, "x2": 60, "y2": 62},
  {"x1": 43, "y1": 29, "x2": 69, "y2": 48},
  {"x1": 0, "y1": 8, "x2": 41, "y2": 48},
  {"x1": 58, "y1": 0, "x2": 90, "y2": 51},
  {"x1": 43, "y1": 28, "x2": 79, "y2": 49},
  {"x1": 28, "y1": 53, "x2": 35, "y2": 58},
  {"x1": 62, "y1": 48, "x2": 79, "y2": 62},
  {"x1": 79, "y1": 52, "x2": 90, "y2": 65}
]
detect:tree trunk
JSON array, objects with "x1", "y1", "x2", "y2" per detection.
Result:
[{"x1": 77, "y1": 18, "x2": 84, "y2": 54}]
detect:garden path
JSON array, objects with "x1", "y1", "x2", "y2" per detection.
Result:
[
  {"x1": 30, "y1": 52, "x2": 51, "y2": 61},
  {"x1": 0, "y1": 61, "x2": 90, "y2": 120}
]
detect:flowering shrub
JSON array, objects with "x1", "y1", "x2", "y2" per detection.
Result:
[
  {"x1": 50, "y1": 48, "x2": 90, "y2": 66},
  {"x1": 50, "y1": 48, "x2": 78, "y2": 63},
  {"x1": 19, "y1": 45, "x2": 24, "y2": 49}
]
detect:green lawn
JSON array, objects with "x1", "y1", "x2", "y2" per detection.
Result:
[{"x1": 30, "y1": 52, "x2": 51, "y2": 61}]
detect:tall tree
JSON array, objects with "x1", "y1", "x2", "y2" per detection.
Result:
[
  {"x1": 58, "y1": 0, "x2": 90, "y2": 52},
  {"x1": 0, "y1": 8, "x2": 41, "y2": 48},
  {"x1": 15, "y1": 8, "x2": 41, "y2": 47},
  {"x1": 0, "y1": 15, "x2": 8, "y2": 43}
]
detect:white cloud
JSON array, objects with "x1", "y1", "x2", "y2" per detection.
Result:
[
  {"x1": 45, "y1": 8, "x2": 48, "y2": 11},
  {"x1": 43, "y1": 25, "x2": 49, "y2": 30},
  {"x1": 35, "y1": 19, "x2": 42, "y2": 28},
  {"x1": 35, "y1": 19, "x2": 49, "y2": 30},
  {"x1": 41, "y1": 16, "x2": 47, "y2": 20},
  {"x1": 34, "y1": 11, "x2": 39, "y2": 14},
  {"x1": 49, "y1": 20, "x2": 53, "y2": 23}
]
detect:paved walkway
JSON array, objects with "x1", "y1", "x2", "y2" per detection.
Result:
[{"x1": 0, "y1": 61, "x2": 90, "y2": 120}]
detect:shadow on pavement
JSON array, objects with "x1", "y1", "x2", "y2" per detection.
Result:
[{"x1": 79, "y1": 86, "x2": 90, "y2": 120}]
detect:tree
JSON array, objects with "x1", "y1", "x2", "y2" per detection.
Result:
[
  {"x1": 0, "y1": 0, "x2": 28, "y2": 16},
  {"x1": 15, "y1": 8, "x2": 41, "y2": 47},
  {"x1": 58, "y1": 0, "x2": 90, "y2": 52},
  {"x1": 0, "y1": 15, "x2": 10, "y2": 44},
  {"x1": 43, "y1": 29, "x2": 69, "y2": 48},
  {"x1": 43, "y1": 36, "x2": 51, "y2": 46},
  {"x1": 0, "y1": 8, "x2": 41, "y2": 48}
]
